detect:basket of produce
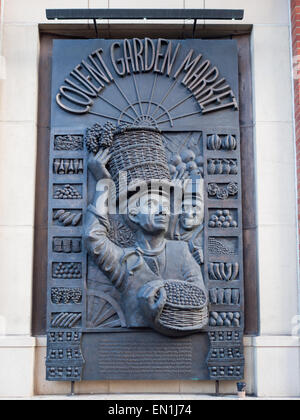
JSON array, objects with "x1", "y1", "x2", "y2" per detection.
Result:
[
  {"x1": 156, "y1": 280, "x2": 208, "y2": 331},
  {"x1": 85, "y1": 123, "x2": 171, "y2": 197}
]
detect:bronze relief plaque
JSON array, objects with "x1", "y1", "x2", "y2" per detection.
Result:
[{"x1": 46, "y1": 38, "x2": 244, "y2": 381}]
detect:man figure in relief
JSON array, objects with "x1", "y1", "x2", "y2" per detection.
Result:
[{"x1": 84, "y1": 146, "x2": 208, "y2": 337}]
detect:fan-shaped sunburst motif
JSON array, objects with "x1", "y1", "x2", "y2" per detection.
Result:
[
  {"x1": 87, "y1": 72, "x2": 201, "y2": 129},
  {"x1": 87, "y1": 289, "x2": 126, "y2": 329}
]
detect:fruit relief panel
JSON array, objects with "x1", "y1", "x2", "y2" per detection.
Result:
[{"x1": 204, "y1": 131, "x2": 244, "y2": 381}]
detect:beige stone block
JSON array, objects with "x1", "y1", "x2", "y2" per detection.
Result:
[
  {"x1": 0, "y1": 123, "x2": 37, "y2": 227},
  {"x1": 184, "y1": 0, "x2": 205, "y2": 7},
  {"x1": 254, "y1": 336, "x2": 300, "y2": 347},
  {"x1": 0, "y1": 226, "x2": 34, "y2": 335},
  {"x1": 252, "y1": 25, "x2": 293, "y2": 123},
  {"x1": 107, "y1": 0, "x2": 185, "y2": 25},
  {"x1": 3, "y1": 393, "x2": 263, "y2": 400},
  {"x1": 109, "y1": 0, "x2": 183, "y2": 8},
  {"x1": 257, "y1": 225, "x2": 298, "y2": 336},
  {"x1": 254, "y1": 336, "x2": 300, "y2": 397},
  {"x1": 255, "y1": 123, "x2": 297, "y2": 226},
  {"x1": 243, "y1": 342, "x2": 255, "y2": 395},
  {"x1": 0, "y1": 337, "x2": 35, "y2": 397},
  {"x1": 0, "y1": 25, "x2": 39, "y2": 122},
  {"x1": 4, "y1": 0, "x2": 89, "y2": 24},
  {"x1": 203, "y1": 0, "x2": 289, "y2": 25},
  {"x1": 89, "y1": 0, "x2": 112, "y2": 6},
  {"x1": 255, "y1": 122, "x2": 295, "y2": 165},
  {"x1": 0, "y1": 336, "x2": 36, "y2": 347},
  {"x1": 75, "y1": 380, "x2": 109, "y2": 394},
  {"x1": 36, "y1": 336, "x2": 47, "y2": 347},
  {"x1": 217, "y1": 381, "x2": 236, "y2": 395},
  {"x1": 179, "y1": 380, "x2": 215, "y2": 394},
  {"x1": 34, "y1": 345, "x2": 71, "y2": 396},
  {"x1": 109, "y1": 380, "x2": 180, "y2": 393}
]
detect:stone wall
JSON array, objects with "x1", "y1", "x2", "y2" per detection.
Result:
[{"x1": 0, "y1": 0, "x2": 299, "y2": 398}]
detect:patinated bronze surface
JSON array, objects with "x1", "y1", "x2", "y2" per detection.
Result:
[{"x1": 46, "y1": 38, "x2": 244, "y2": 381}]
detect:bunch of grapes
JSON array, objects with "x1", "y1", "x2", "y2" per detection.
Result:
[
  {"x1": 85, "y1": 123, "x2": 102, "y2": 154},
  {"x1": 85, "y1": 122, "x2": 117, "y2": 154},
  {"x1": 100, "y1": 122, "x2": 116, "y2": 148}
]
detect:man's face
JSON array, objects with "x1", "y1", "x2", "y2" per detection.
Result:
[
  {"x1": 180, "y1": 198, "x2": 203, "y2": 231},
  {"x1": 129, "y1": 192, "x2": 170, "y2": 233}
]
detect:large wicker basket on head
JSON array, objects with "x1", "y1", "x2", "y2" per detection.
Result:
[
  {"x1": 157, "y1": 280, "x2": 208, "y2": 332},
  {"x1": 108, "y1": 126, "x2": 171, "y2": 197}
]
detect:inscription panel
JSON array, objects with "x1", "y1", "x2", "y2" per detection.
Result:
[{"x1": 82, "y1": 332, "x2": 209, "y2": 380}]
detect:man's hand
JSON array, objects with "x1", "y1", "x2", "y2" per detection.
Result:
[
  {"x1": 138, "y1": 280, "x2": 166, "y2": 323},
  {"x1": 88, "y1": 148, "x2": 112, "y2": 181}
]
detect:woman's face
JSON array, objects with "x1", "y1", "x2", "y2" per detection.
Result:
[{"x1": 180, "y1": 198, "x2": 203, "y2": 230}]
